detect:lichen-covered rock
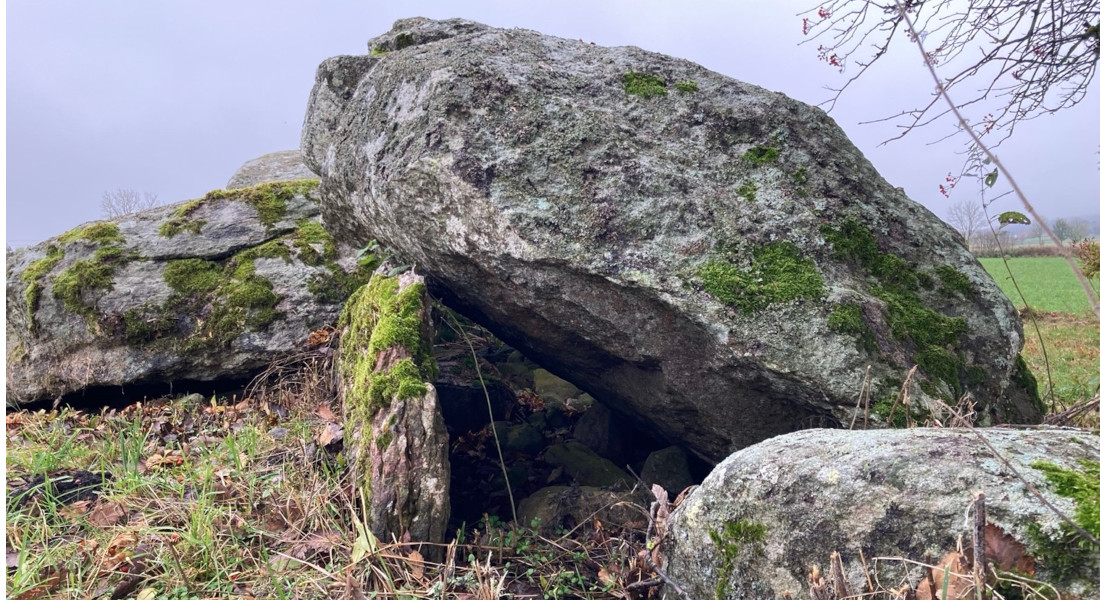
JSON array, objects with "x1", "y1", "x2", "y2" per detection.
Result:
[
  {"x1": 665, "y1": 428, "x2": 1100, "y2": 599},
  {"x1": 6, "y1": 180, "x2": 373, "y2": 403},
  {"x1": 336, "y1": 269, "x2": 449, "y2": 555},
  {"x1": 226, "y1": 150, "x2": 316, "y2": 189},
  {"x1": 302, "y1": 17, "x2": 1040, "y2": 463}
]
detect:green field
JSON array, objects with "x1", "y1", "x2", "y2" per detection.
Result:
[
  {"x1": 979, "y1": 257, "x2": 1099, "y2": 413},
  {"x1": 979, "y1": 257, "x2": 1099, "y2": 316}
]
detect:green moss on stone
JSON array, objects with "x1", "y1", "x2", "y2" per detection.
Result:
[
  {"x1": 57, "y1": 222, "x2": 124, "y2": 245},
  {"x1": 623, "y1": 72, "x2": 667, "y2": 98},
  {"x1": 161, "y1": 180, "x2": 319, "y2": 238},
  {"x1": 823, "y1": 219, "x2": 974, "y2": 395},
  {"x1": 394, "y1": 32, "x2": 415, "y2": 50},
  {"x1": 203, "y1": 179, "x2": 319, "y2": 227},
  {"x1": 22, "y1": 245, "x2": 65, "y2": 317},
  {"x1": 743, "y1": 146, "x2": 779, "y2": 166},
  {"x1": 163, "y1": 259, "x2": 221, "y2": 294},
  {"x1": 934, "y1": 265, "x2": 974, "y2": 296},
  {"x1": 735, "y1": 181, "x2": 758, "y2": 202},
  {"x1": 674, "y1": 80, "x2": 699, "y2": 93},
  {"x1": 709, "y1": 520, "x2": 767, "y2": 600},
  {"x1": 52, "y1": 246, "x2": 134, "y2": 323},
  {"x1": 293, "y1": 219, "x2": 338, "y2": 266},
  {"x1": 159, "y1": 199, "x2": 208, "y2": 238},
  {"x1": 698, "y1": 242, "x2": 824, "y2": 314},
  {"x1": 1026, "y1": 460, "x2": 1100, "y2": 582},
  {"x1": 828, "y1": 303, "x2": 876, "y2": 354},
  {"x1": 338, "y1": 274, "x2": 438, "y2": 504}
]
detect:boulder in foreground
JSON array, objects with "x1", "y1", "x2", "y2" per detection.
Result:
[{"x1": 665, "y1": 427, "x2": 1100, "y2": 599}]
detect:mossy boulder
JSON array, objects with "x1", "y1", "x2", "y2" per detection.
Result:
[
  {"x1": 666, "y1": 428, "x2": 1100, "y2": 600},
  {"x1": 335, "y1": 268, "x2": 449, "y2": 555},
  {"x1": 6, "y1": 180, "x2": 375, "y2": 403},
  {"x1": 303, "y1": 17, "x2": 1040, "y2": 463}
]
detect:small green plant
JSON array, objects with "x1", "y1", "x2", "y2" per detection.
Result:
[
  {"x1": 674, "y1": 80, "x2": 699, "y2": 93},
  {"x1": 709, "y1": 520, "x2": 767, "y2": 599},
  {"x1": 743, "y1": 145, "x2": 780, "y2": 166},
  {"x1": 735, "y1": 181, "x2": 758, "y2": 202},
  {"x1": 623, "y1": 72, "x2": 667, "y2": 98}
]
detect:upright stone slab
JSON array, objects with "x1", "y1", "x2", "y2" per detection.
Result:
[
  {"x1": 336, "y1": 269, "x2": 449, "y2": 552},
  {"x1": 303, "y1": 18, "x2": 1041, "y2": 463}
]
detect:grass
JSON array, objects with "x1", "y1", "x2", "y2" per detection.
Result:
[
  {"x1": 979, "y1": 257, "x2": 1100, "y2": 414},
  {"x1": 5, "y1": 343, "x2": 658, "y2": 599},
  {"x1": 979, "y1": 257, "x2": 1099, "y2": 316}
]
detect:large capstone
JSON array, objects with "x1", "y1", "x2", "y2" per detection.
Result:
[
  {"x1": 664, "y1": 427, "x2": 1100, "y2": 599},
  {"x1": 6, "y1": 180, "x2": 375, "y2": 403},
  {"x1": 302, "y1": 17, "x2": 1041, "y2": 463}
]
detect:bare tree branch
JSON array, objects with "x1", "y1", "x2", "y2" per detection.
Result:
[{"x1": 802, "y1": 0, "x2": 1100, "y2": 144}]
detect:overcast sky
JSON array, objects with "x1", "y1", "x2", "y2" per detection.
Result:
[{"x1": 6, "y1": 1, "x2": 1098, "y2": 248}]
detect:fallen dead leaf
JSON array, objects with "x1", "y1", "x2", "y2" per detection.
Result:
[
  {"x1": 317, "y1": 403, "x2": 337, "y2": 421},
  {"x1": 985, "y1": 523, "x2": 1035, "y2": 576},
  {"x1": 88, "y1": 501, "x2": 127, "y2": 527},
  {"x1": 408, "y1": 549, "x2": 425, "y2": 581},
  {"x1": 317, "y1": 422, "x2": 343, "y2": 447}
]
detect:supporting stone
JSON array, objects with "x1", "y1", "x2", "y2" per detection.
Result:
[{"x1": 336, "y1": 268, "x2": 449, "y2": 555}]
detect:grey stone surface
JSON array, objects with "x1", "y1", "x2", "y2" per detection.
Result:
[
  {"x1": 226, "y1": 150, "x2": 316, "y2": 189},
  {"x1": 517, "y1": 485, "x2": 646, "y2": 531},
  {"x1": 573, "y1": 402, "x2": 630, "y2": 465},
  {"x1": 543, "y1": 440, "x2": 632, "y2": 489},
  {"x1": 665, "y1": 427, "x2": 1100, "y2": 599},
  {"x1": 640, "y1": 446, "x2": 693, "y2": 498},
  {"x1": 6, "y1": 181, "x2": 369, "y2": 403},
  {"x1": 302, "y1": 17, "x2": 1040, "y2": 463}
]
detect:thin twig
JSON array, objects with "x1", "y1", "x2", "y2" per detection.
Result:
[
  {"x1": 941, "y1": 403, "x2": 1100, "y2": 548},
  {"x1": 972, "y1": 491, "x2": 987, "y2": 600}
]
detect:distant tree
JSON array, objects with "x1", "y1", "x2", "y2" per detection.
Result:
[
  {"x1": 1053, "y1": 217, "x2": 1090, "y2": 242},
  {"x1": 945, "y1": 199, "x2": 985, "y2": 248},
  {"x1": 101, "y1": 189, "x2": 160, "y2": 218}
]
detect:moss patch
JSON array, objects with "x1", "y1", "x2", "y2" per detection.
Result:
[
  {"x1": 160, "y1": 180, "x2": 319, "y2": 238},
  {"x1": 22, "y1": 245, "x2": 65, "y2": 318},
  {"x1": 52, "y1": 246, "x2": 135, "y2": 327},
  {"x1": 159, "y1": 199, "x2": 207, "y2": 238},
  {"x1": 828, "y1": 303, "x2": 876, "y2": 354},
  {"x1": 734, "y1": 182, "x2": 758, "y2": 202},
  {"x1": 698, "y1": 242, "x2": 825, "y2": 314},
  {"x1": 163, "y1": 259, "x2": 221, "y2": 294},
  {"x1": 394, "y1": 32, "x2": 415, "y2": 50},
  {"x1": 1026, "y1": 460, "x2": 1100, "y2": 582},
  {"x1": 709, "y1": 520, "x2": 767, "y2": 600},
  {"x1": 743, "y1": 146, "x2": 779, "y2": 166},
  {"x1": 623, "y1": 72, "x2": 667, "y2": 98},
  {"x1": 57, "y1": 222, "x2": 124, "y2": 245},
  {"x1": 674, "y1": 80, "x2": 699, "y2": 93},
  {"x1": 823, "y1": 219, "x2": 973, "y2": 397},
  {"x1": 934, "y1": 265, "x2": 974, "y2": 296}
]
